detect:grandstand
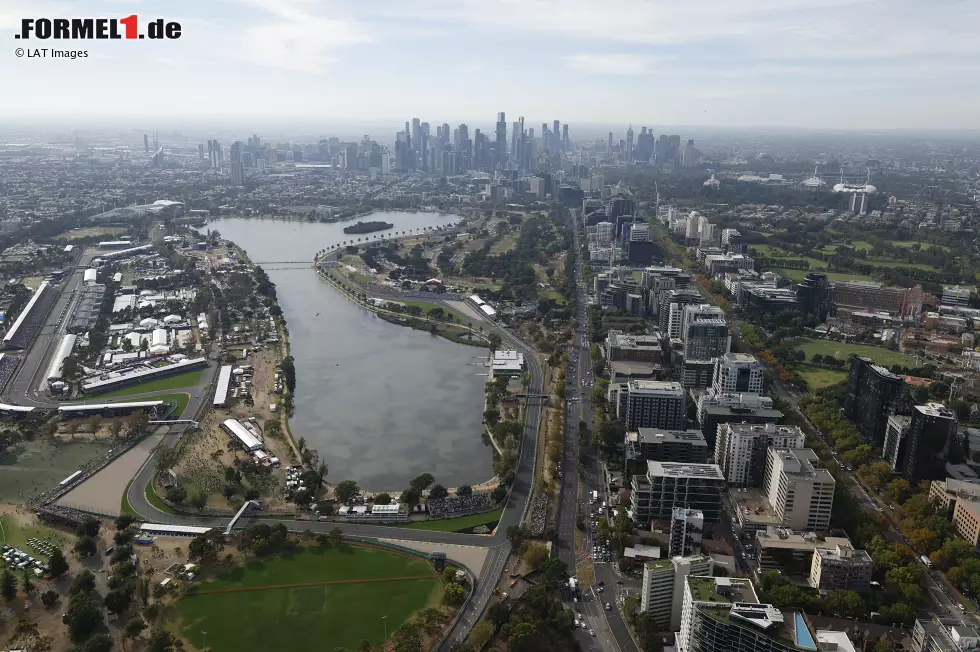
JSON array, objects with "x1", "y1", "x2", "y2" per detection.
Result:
[
  {"x1": 45, "y1": 334, "x2": 77, "y2": 385},
  {"x1": 0, "y1": 353, "x2": 19, "y2": 393},
  {"x1": 3, "y1": 282, "x2": 57, "y2": 349}
]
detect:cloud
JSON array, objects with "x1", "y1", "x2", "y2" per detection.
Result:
[
  {"x1": 236, "y1": 0, "x2": 372, "y2": 73},
  {"x1": 564, "y1": 53, "x2": 659, "y2": 76}
]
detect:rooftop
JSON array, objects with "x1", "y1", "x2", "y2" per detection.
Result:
[
  {"x1": 630, "y1": 428, "x2": 708, "y2": 446},
  {"x1": 629, "y1": 379, "x2": 685, "y2": 395},
  {"x1": 648, "y1": 461, "x2": 725, "y2": 480}
]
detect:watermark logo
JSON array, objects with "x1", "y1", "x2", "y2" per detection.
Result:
[{"x1": 16, "y1": 16, "x2": 182, "y2": 40}]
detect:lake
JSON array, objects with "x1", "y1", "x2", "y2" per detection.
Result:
[{"x1": 208, "y1": 213, "x2": 494, "y2": 491}]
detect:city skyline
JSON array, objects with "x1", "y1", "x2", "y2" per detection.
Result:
[{"x1": 1, "y1": 0, "x2": 979, "y2": 129}]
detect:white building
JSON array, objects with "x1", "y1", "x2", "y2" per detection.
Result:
[
  {"x1": 715, "y1": 423, "x2": 805, "y2": 487},
  {"x1": 491, "y1": 349, "x2": 525, "y2": 377},
  {"x1": 712, "y1": 353, "x2": 765, "y2": 395},
  {"x1": 764, "y1": 448, "x2": 835, "y2": 531},
  {"x1": 641, "y1": 555, "x2": 713, "y2": 630}
]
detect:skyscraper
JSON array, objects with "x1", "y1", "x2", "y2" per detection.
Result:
[
  {"x1": 562, "y1": 124, "x2": 569, "y2": 151},
  {"x1": 626, "y1": 124, "x2": 634, "y2": 162},
  {"x1": 230, "y1": 141, "x2": 245, "y2": 186},
  {"x1": 608, "y1": 132, "x2": 614, "y2": 152},
  {"x1": 143, "y1": 133, "x2": 149, "y2": 153},
  {"x1": 198, "y1": 143, "x2": 205, "y2": 161},
  {"x1": 495, "y1": 112, "x2": 507, "y2": 169}
]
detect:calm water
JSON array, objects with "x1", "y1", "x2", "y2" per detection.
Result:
[{"x1": 208, "y1": 213, "x2": 493, "y2": 490}]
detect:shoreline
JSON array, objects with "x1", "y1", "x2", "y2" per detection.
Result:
[{"x1": 207, "y1": 206, "x2": 458, "y2": 227}]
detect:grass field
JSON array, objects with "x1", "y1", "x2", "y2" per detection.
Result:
[
  {"x1": 796, "y1": 364, "x2": 849, "y2": 390},
  {"x1": 145, "y1": 483, "x2": 178, "y2": 515},
  {"x1": 790, "y1": 338, "x2": 918, "y2": 368},
  {"x1": 774, "y1": 268, "x2": 874, "y2": 283},
  {"x1": 54, "y1": 226, "x2": 127, "y2": 241},
  {"x1": 0, "y1": 515, "x2": 74, "y2": 559},
  {"x1": 750, "y1": 244, "x2": 796, "y2": 257},
  {"x1": 174, "y1": 547, "x2": 441, "y2": 651},
  {"x1": 94, "y1": 370, "x2": 204, "y2": 399},
  {"x1": 395, "y1": 507, "x2": 503, "y2": 533}
]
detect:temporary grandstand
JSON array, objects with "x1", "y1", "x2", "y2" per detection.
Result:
[
  {"x1": 343, "y1": 503, "x2": 409, "y2": 523},
  {"x1": 137, "y1": 523, "x2": 212, "y2": 538},
  {"x1": 45, "y1": 334, "x2": 77, "y2": 386},
  {"x1": 213, "y1": 365, "x2": 232, "y2": 407},
  {"x1": 59, "y1": 400, "x2": 165, "y2": 418},
  {"x1": 97, "y1": 244, "x2": 153, "y2": 261},
  {"x1": 0, "y1": 354, "x2": 19, "y2": 393},
  {"x1": 80, "y1": 356, "x2": 206, "y2": 394},
  {"x1": 221, "y1": 418, "x2": 263, "y2": 452},
  {"x1": 67, "y1": 284, "x2": 106, "y2": 333},
  {"x1": 3, "y1": 282, "x2": 55, "y2": 349}
]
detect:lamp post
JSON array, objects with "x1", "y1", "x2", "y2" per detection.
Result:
[
  {"x1": 382, "y1": 615, "x2": 388, "y2": 641},
  {"x1": 202, "y1": 631, "x2": 207, "y2": 651}
]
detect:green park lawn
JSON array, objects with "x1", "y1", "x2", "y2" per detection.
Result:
[
  {"x1": 0, "y1": 515, "x2": 74, "y2": 559},
  {"x1": 789, "y1": 338, "x2": 918, "y2": 368},
  {"x1": 395, "y1": 507, "x2": 504, "y2": 533},
  {"x1": 94, "y1": 370, "x2": 204, "y2": 399},
  {"x1": 775, "y1": 268, "x2": 873, "y2": 283},
  {"x1": 173, "y1": 547, "x2": 441, "y2": 652},
  {"x1": 796, "y1": 364, "x2": 849, "y2": 390}
]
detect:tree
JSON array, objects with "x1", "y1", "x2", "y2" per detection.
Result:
[
  {"x1": 507, "y1": 622, "x2": 538, "y2": 652},
  {"x1": 483, "y1": 408, "x2": 500, "y2": 426},
  {"x1": 824, "y1": 589, "x2": 866, "y2": 618},
  {"x1": 74, "y1": 535, "x2": 98, "y2": 557},
  {"x1": 77, "y1": 518, "x2": 100, "y2": 538},
  {"x1": 428, "y1": 484, "x2": 449, "y2": 500},
  {"x1": 41, "y1": 589, "x2": 59, "y2": 607},
  {"x1": 64, "y1": 593, "x2": 105, "y2": 642},
  {"x1": 523, "y1": 543, "x2": 549, "y2": 571},
  {"x1": 335, "y1": 480, "x2": 360, "y2": 504},
  {"x1": 82, "y1": 633, "x2": 114, "y2": 652},
  {"x1": 538, "y1": 557, "x2": 569, "y2": 587},
  {"x1": 444, "y1": 583, "x2": 466, "y2": 605},
  {"x1": 400, "y1": 488, "x2": 420, "y2": 507},
  {"x1": 507, "y1": 525, "x2": 530, "y2": 550},
  {"x1": 21, "y1": 569, "x2": 33, "y2": 595},
  {"x1": 410, "y1": 473, "x2": 435, "y2": 492},
  {"x1": 456, "y1": 485, "x2": 472, "y2": 497},
  {"x1": 874, "y1": 639, "x2": 895, "y2": 652},
  {"x1": 1, "y1": 569, "x2": 16, "y2": 601},
  {"x1": 105, "y1": 588, "x2": 132, "y2": 614},
  {"x1": 328, "y1": 527, "x2": 344, "y2": 547},
  {"x1": 373, "y1": 492, "x2": 392, "y2": 505},
  {"x1": 115, "y1": 514, "x2": 136, "y2": 531},
  {"x1": 70, "y1": 570, "x2": 97, "y2": 595},
  {"x1": 146, "y1": 629, "x2": 180, "y2": 652},
  {"x1": 487, "y1": 333, "x2": 502, "y2": 352},
  {"x1": 488, "y1": 601, "x2": 510, "y2": 625},
  {"x1": 125, "y1": 618, "x2": 146, "y2": 644},
  {"x1": 48, "y1": 547, "x2": 69, "y2": 577},
  {"x1": 188, "y1": 530, "x2": 225, "y2": 564}
]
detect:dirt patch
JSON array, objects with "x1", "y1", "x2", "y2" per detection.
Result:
[{"x1": 379, "y1": 539, "x2": 489, "y2": 579}]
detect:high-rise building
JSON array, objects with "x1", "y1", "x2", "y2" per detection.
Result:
[
  {"x1": 809, "y1": 545, "x2": 873, "y2": 593},
  {"x1": 712, "y1": 353, "x2": 765, "y2": 395},
  {"x1": 882, "y1": 414, "x2": 912, "y2": 472},
  {"x1": 682, "y1": 304, "x2": 730, "y2": 361},
  {"x1": 641, "y1": 555, "x2": 712, "y2": 629},
  {"x1": 764, "y1": 448, "x2": 835, "y2": 531},
  {"x1": 207, "y1": 139, "x2": 221, "y2": 170},
  {"x1": 622, "y1": 380, "x2": 686, "y2": 430},
  {"x1": 229, "y1": 141, "x2": 245, "y2": 186},
  {"x1": 678, "y1": 576, "x2": 824, "y2": 652},
  {"x1": 902, "y1": 403, "x2": 958, "y2": 483},
  {"x1": 669, "y1": 508, "x2": 704, "y2": 557},
  {"x1": 143, "y1": 133, "x2": 149, "y2": 153},
  {"x1": 682, "y1": 139, "x2": 698, "y2": 167},
  {"x1": 668, "y1": 135, "x2": 681, "y2": 165},
  {"x1": 495, "y1": 112, "x2": 507, "y2": 169},
  {"x1": 198, "y1": 143, "x2": 205, "y2": 161},
  {"x1": 626, "y1": 125, "x2": 635, "y2": 162},
  {"x1": 562, "y1": 123, "x2": 569, "y2": 151},
  {"x1": 630, "y1": 461, "x2": 726, "y2": 527},
  {"x1": 625, "y1": 429, "x2": 711, "y2": 477},
  {"x1": 661, "y1": 289, "x2": 702, "y2": 338},
  {"x1": 797, "y1": 273, "x2": 832, "y2": 322},
  {"x1": 628, "y1": 223, "x2": 655, "y2": 264},
  {"x1": 714, "y1": 423, "x2": 805, "y2": 487},
  {"x1": 911, "y1": 618, "x2": 980, "y2": 652},
  {"x1": 843, "y1": 356, "x2": 912, "y2": 446}
]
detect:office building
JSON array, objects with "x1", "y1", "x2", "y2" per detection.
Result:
[
  {"x1": 630, "y1": 461, "x2": 726, "y2": 527},
  {"x1": 952, "y1": 497, "x2": 980, "y2": 547},
  {"x1": 682, "y1": 304, "x2": 730, "y2": 360},
  {"x1": 715, "y1": 423, "x2": 805, "y2": 487},
  {"x1": 911, "y1": 619, "x2": 980, "y2": 652},
  {"x1": 809, "y1": 544, "x2": 873, "y2": 594},
  {"x1": 622, "y1": 380, "x2": 686, "y2": 430},
  {"x1": 712, "y1": 353, "x2": 764, "y2": 395},
  {"x1": 797, "y1": 273, "x2": 832, "y2": 322},
  {"x1": 682, "y1": 359, "x2": 718, "y2": 390},
  {"x1": 661, "y1": 289, "x2": 702, "y2": 338},
  {"x1": 832, "y1": 280, "x2": 925, "y2": 320},
  {"x1": 641, "y1": 555, "x2": 713, "y2": 630},
  {"x1": 629, "y1": 223, "x2": 656, "y2": 264},
  {"x1": 596, "y1": 221, "x2": 614, "y2": 245},
  {"x1": 669, "y1": 508, "x2": 705, "y2": 557},
  {"x1": 230, "y1": 141, "x2": 245, "y2": 186},
  {"x1": 754, "y1": 528, "x2": 854, "y2": 572},
  {"x1": 902, "y1": 403, "x2": 958, "y2": 483},
  {"x1": 843, "y1": 356, "x2": 912, "y2": 446},
  {"x1": 929, "y1": 477, "x2": 980, "y2": 514},
  {"x1": 625, "y1": 429, "x2": 711, "y2": 477},
  {"x1": 764, "y1": 448, "x2": 835, "y2": 531},
  {"x1": 744, "y1": 286, "x2": 799, "y2": 313},
  {"x1": 606, "y1": 330, "x2": 663, "y2": 364},
  {"x1": 678, "y1": 576, "x2": 820, "y2": 652},
  {"x1": 942, "y1": 286, "x2": 972, "y2": 307},
  {"x1": 882, "y1": 414, "x2": 912, "y2": 472},
  {"x1": 699, "y1": 404, "x2": 783, "y2": 450}
]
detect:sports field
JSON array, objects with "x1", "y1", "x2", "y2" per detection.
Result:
[
  {"x1": 796, "y1": 364, "x2": 848, "y2": 390},
  {"x1": 95, "y1": 371, "x2": 203, "y2": 398},
  {"x1": 789, "y1": 338, "x2": 917, "y2": 368},
  {"x1": 174, "y1": 546, "x2": 442, "y2": 651}
]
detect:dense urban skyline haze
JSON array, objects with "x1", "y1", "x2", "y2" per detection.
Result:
[{"x1": 2, "y1": 0, "x2": 979, "y2": 129}]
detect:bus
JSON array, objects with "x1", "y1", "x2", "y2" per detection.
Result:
[{"x1": 591, "y1": 490, "x2": 598, "y2": 503}]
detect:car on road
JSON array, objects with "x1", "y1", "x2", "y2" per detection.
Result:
[
  {"x1": 590, "y1": 630, "x2": 595, "y2": 637},
  {"x1": 605, "y1": 602, "x2": 611, "y2": 610},
  {"x1": 616, "y1": 580, "x2": 623, "y2": 585}
]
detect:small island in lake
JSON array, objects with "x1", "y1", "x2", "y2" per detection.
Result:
[{"x1": 343, "y1": 220, "x2": 394, "y2": 234}]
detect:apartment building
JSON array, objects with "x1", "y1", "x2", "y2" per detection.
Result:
[
  {"x1": 669, "y1": 508, "x2": 705, "y2": 558},
  {"x1": 715, "y1": 423, "x2": 805, "y2": 487},
  {"x1": 712, "y1": 353, "x2": 765, "y2": 395},
  {"x1": 641, "y1": 555, "x2": 713, "y2": 630},
  {"x1": 764, "y1": 448, "x2": 835, "y2": 532},
  {"x1": 623, "y1": 380, "x2": 686, "y2": 430},
  {"x1": 630, "y1": 461, "x2": 726, "y2": 527},
  {"x1": 809, "y1": 544, "x2": 873, "y2": 593},
  {"x1": 625, "y1": 428, "x2": 711, "y2": 478}
]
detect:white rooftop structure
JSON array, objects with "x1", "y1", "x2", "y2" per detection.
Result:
[
  {"x1": 45, "y1": 333, "x2": 77, "y2": 383},
  {"x1": 214, "y1": 365, "x2": 233, "y2": 407},
  {"x1": 3, "y1": 281, "x2": 50, "y2": 347},
  {"x1": 221, "y1": 418, "x2": 263, "y2": 452}
]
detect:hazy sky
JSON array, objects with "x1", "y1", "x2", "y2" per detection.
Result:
[{"x1": 2, "y1": 0, "x2": 978, "y2": 129}]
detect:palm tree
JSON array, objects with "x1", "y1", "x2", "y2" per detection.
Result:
[
  {"x1": 298, "y1": 437, "x2": 307, "y2": 453},
  {"x1": 316, "y1": 462, "x2": 328, "y2": 483}
]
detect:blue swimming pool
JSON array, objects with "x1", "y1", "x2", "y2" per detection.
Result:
[{"x1": 794, "y1": 612, "x2": 817, "y2": 650}]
